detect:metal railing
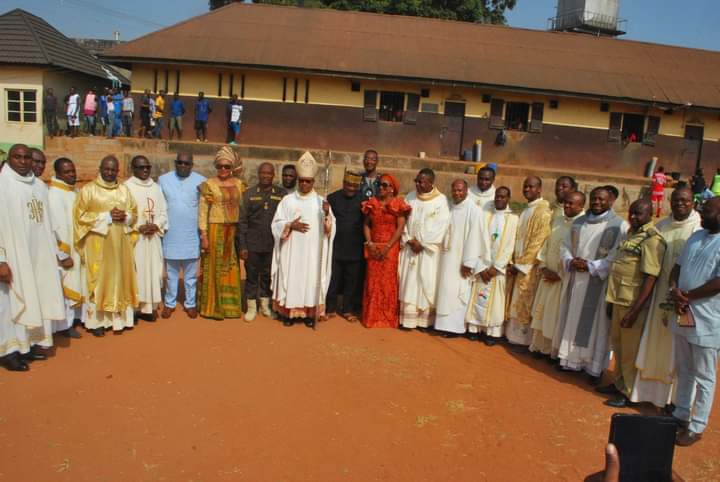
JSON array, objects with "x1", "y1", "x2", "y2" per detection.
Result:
[{"x1": 548, "y1": 9, "x2": 627, "y2": 35}]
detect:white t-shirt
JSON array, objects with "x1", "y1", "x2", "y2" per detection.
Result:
[
  {"x1": 230, "y1": 104, "x2": 243, "y2": 123},
  {"x1": 66, "y1": 93, "x2": 80, "y2": 116}
]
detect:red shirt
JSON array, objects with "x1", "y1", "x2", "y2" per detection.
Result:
[{"x1": 652, "y1": 172, "x2": 667, "y2": 195}]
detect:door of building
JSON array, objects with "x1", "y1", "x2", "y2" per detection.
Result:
[
  {"x1": 441, "y1": 101, "x2": 466, "y2": 158},
  {"x1": 684, "y1": 125, "x2": 704, "y2": 171}
]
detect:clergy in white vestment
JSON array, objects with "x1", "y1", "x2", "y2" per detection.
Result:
[
  {"x1": 48, "y1": 158, "x2": 84, "y2": 338},
  {"x1": 399, "y1": 168, "x2": 450, "y2": 329},
  {"x1": 466, "y1": 187, "x2": 518, "y2": 345},
  {"x1": 506, "y1": 176, "x2": 552, "y2": 346},
  {"x1": 125, "y1": 155, "x2": 168, "y2": 321},
  {"x1": 553, "y1": 187, "x2": 628, "y2": 377},
  {"x1": 549, "y1": 176, "x2": 578, "y2": 225},
  {"x1": 0, "y1": 144, "x2": 65, "y2": 372},
  {"x1": 271, "y1": 151, "x2": 336, "y2": 327},
  {"x1": 469, "y1": 166, "x2": 496, "y2": 211},
  {"x1": 435, "y1": 180, "x2": 490, "y2": 335},
  {"x1": 630, "y1": 187, "x2": 701, "y2": 407},
  {"x1": 529, "y1": 191, "x2": 585, "y2": 355},
  {"x1": 75, "y1": 155, "x2": 139, "y2": 336}
]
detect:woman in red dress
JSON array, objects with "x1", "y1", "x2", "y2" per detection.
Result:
[{"x1": 361, "y1": 174, "x2": 411, "y2": 328}]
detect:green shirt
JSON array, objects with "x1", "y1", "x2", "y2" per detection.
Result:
[{"x1": 606, "y1": 222, "x2": 666, "y2": 307}]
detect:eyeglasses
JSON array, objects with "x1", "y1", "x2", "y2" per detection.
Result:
[
  {"x1": 380, "y1": 182, "x2": 392, "y2": 188},
  {"x1": 216, "y1": 165, "x2": 232, "y2": 171},
  {"x1": 176, "y1": 161, "x2": 191, "y2": 166}
]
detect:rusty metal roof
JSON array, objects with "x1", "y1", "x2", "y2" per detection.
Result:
[
  {"x1": 102, "y1": 3, "x2": 720, "y2": 109},
  {"x1": 0, "y1": 9, "x2": 129, "y2": 84}
]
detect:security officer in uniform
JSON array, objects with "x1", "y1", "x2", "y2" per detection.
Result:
[
  {"x1": 360, "y1": 149, "x2": 382, "y2": 200},
  {"x1": 237, "y1": 162, "x2": 287, "y2": 321},
  {"x1": 599, "y1": 198, "x2": 666, "y2": 407}
]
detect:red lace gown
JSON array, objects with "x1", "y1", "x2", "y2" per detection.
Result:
[{"x1": 361, "y1": 197, "x2": 411, "y2": 328}]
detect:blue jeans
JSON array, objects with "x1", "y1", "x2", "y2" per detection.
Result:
[
  {"x1": 165, "y1": 258, "x2": 199, "y2": 309},
  {"x1": 673, "y1": 334, "x2": 720, "y2": 433}
]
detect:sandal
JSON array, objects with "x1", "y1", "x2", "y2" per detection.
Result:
[{"x1": 343, "y1": 313, "x2": 360, "y2": 323}]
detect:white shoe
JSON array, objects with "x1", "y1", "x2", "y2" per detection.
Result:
[
  {"x1": 259, "y1": 297, "x2": 272, "y2": 317},
  {"x1": 245, "y1": 299, "x2": 257, "y2": 322}
]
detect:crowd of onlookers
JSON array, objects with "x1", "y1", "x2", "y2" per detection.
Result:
[{"x1": 43, "y1": 87, "x2": 244, "y2": 144}]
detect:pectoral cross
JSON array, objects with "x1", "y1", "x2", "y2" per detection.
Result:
[
  {"x1": 27, "y1": 198, "x2": 44, "y2": 223},
  {"x1": 145, "y1": 198, "x2": 155, "y2": 225}
]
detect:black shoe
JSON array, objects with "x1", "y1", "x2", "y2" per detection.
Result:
[
  {"x1": 417, "y1": 327, "x2": 429, "y2": 334},
  {"x1": 2, "y1": 353, "x2": 29, "y2": 372},
  {"x1": 304, "y1": 318, "x2": 314, "y2": 328},
  {"x1": 61, "y1": 327, "x2": 82, "y2": 339},
  {"x1": 530, "y1": 350, "x2": 545, "y2": 359},
  {"x1": 137, "y1": 312, "x2": 156, "y2": 322},
  {"x1": 466, "y1": 332, "x2": 480, "y2": 341},
  {"x1": 21, "y1": 348, "x2": 47, "y2": 361},
  {"x1": 664, "y1": 403, "x2": 676, "y2": 416},
  {"x1": 113, "y1": 330, "x2": 124, "y2": 335},
  {"x1": 440, "y1": 332, "x2": 459, "y2": 338},
  {"x1": 283, "y1": 318, "x2": 294, "y2": 327},
  {"x1": 587, "y1": 374, "x2": 602, "y2": 386},
  {"x1": 595, "y1": 384, "x2": 620, "y2": 395},
  {"x1": 91, "y1": 328, "x2": 105, "y2": 337},
  {"x1": 510, "y1": 344, "x2": 529, "y2": 354},
  {"x1": 604, "y1": 396, "x2": 635, "y2": 408},
  {"x1": 398, "y1": 326, "x2": 412, "y2": 331},
  {"x1": 483, "y1": 337, "x2": 497, "y2": 346}
]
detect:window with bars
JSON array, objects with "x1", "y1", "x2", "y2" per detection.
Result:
[{"x1": 6, "y1": 89, "x2": 37, "y2": 123}]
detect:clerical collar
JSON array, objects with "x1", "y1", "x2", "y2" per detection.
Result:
[
  {"x1": 95, "y1": 175, "x2": 119, "y2": 190},
  {"x1": 669, "y1": 210, "x2": 700, "y2": 227},
  {"x1": 416, "y1": 187, "x2": 441, "y2": 201},
  {"x1": 2, "y1": 165, "x2": 34, "y2": 184},
  {"x1": 296, "y1": 189, "x2": 316, "y2": 198},
  {"x1": 127, "y1": 176, "x2": 154, "y2": 187},
  {"x1": 527, "y1": 197, "x2": 543, "y2": 207},
  {"x1": 586, "y1": 209, "x2": 613, "y2": 224},
  {"x1": 50, "y1": 177, "x2": 75, "y2": 192}
]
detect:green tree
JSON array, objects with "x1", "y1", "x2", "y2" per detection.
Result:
[{"x1": 208, "y1": 0, "x2": 517, "y2": 24}]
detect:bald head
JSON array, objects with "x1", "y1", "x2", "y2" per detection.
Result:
[
  {"x1": 522, "y1": 176, "x2": 542, "y2": 202},
  {"x1": 7, "y1": 144, "x2": 32, "y2": 176},
  {"x1": 629, "y1": 199, "x2": 653, "y2": 229},
  {"x1": 99, "y1": 155, "x2": 119, "y2": 183},
  {"x1": 701, "y1": 197, "x2": 720, "y2": 232},
  {"x1": 563, "y1": 191, "x2": 586, "y2": 218}
]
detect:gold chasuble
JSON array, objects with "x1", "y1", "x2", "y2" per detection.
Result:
[{"x1": 74, "y1": 176, "x2": 138, "y2": 322}]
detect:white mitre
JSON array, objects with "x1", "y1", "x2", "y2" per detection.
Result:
[{"x1": 297, "y1": 151, "x2": 318, "y2": 178}]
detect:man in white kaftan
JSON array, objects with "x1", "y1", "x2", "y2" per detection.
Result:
[
  {"x1": 271, "y1": 151, "x2": 336, "y2": 327},
  {"x1": 631, "y1": 187, "x2": 701, "y2": 407},
  {"x1": 435, "y1": 180, "x2": 489, "y2": 335},
  {"x1": 399, "y1": 168, "x2": 450, "y2": 329},
  {"x1": 529, "y1": 191, "x2": 585, "y2": 355},
  {"x1": 466, "y1": 187, "x2": 517, "y2": 345},
  {"x1": 0, "y1": 144, "x2": 65, "y2": 371},
  {"x1": 48, "y1": 158, "x2": 84, "y2": 337},
  {"x1": 125, "y1": 155, "x2": 168, "y2": 321},
  {"x1": 469, "y1": 166, "x2": 496, "y2": 211},
  {"x1": 553, "y1": 187, "x2": 628, "y2": 377}
]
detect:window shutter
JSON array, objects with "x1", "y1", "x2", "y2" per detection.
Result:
[
  {"x1": 608, "y1": 112, "x2": 622, "y2": 142},
  {"x1": 489, "y1": 99, "x2": 505, "y2": 129},
  {"x1": 363, "y1": 90, "x2": 377, "y2": 122},
  {"x1": 404, "y1": 93, "x2": 420, "y2": 124},
  {"x1": 529, "y1": 102, "x2": 544, "y2": 133},
  {"x1": 643, "y1": 116, "x2": 660, "y2": 146}
]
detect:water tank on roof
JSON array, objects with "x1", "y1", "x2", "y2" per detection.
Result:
[{"x1": 550, "y1": 0, "x2": 626, "y2": 37}]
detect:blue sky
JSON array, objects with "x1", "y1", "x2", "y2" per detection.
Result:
[{"x1": 1, "y1": 0, "x2": 719, "y2": 51}]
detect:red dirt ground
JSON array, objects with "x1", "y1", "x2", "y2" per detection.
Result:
[{"x1": 1, "y1": 313, "x2": 718, "y2": 481}]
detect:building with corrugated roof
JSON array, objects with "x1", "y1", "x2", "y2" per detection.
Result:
[
  {"x1": 0, "y1": 8, "x2": 128, "y2": 151},
  {"x1": 102, "y1": 3, "x2": 720, "y2": 177}
]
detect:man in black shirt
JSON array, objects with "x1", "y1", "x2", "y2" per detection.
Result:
[
  {"x1": 326, "y1": 171, "x2": 365, "y2": 321},
  {"x1": 237, "y1": 162, "x2": 287, "y2": 321},
  {"x1": 43, "y1": 88, "x2": 58, "y2": 138}
]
